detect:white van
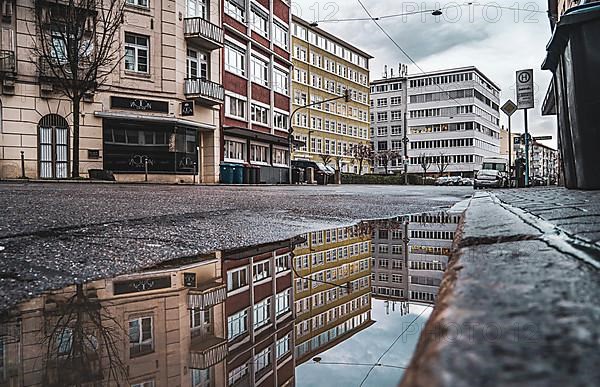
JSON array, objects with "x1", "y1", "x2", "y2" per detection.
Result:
[{"x1": 474, "y1": 157, "x2": 509, "y2": 189}]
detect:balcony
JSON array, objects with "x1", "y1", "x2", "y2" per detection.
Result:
[
  {"x1": 188, "y1": 280, "x2": 226, "y2": 309},
  {"x1": 184, "y1": 78, "x2": 225, "y2": 106},
  {"x1": 0, "y1": 50, "x2": 15, "y2": 76},
  {"x1": 184, "y1": 17, "x2": 224, "y2": 51},
  {"x1": 189, "y1": 334, "x2": 228, "y2": 369}
]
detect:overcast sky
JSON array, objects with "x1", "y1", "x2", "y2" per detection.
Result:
[{"x1": 291, "y1": 0, "x2": 558, "y2": 148}]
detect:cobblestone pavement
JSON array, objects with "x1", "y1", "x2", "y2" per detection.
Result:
[
  {"x1": 496, "y1": 187, "x2": 600, "y2": 248},
  {"x1": 402, "y1": 188, "x2": 600, "y2": 387},
  {"x1": 0, "y1": 182, "x2": 470, "y2": 310}
]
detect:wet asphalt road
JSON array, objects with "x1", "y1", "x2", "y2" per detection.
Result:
[{"x1": 0, "y1": 183, "x2": 471, "y2": 310}]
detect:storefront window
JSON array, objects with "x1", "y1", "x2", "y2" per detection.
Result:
[
  {"x1": 103, "y1": 121, "x2": 198, "y2": 174},
  {"x1": 224, "y1": 139, "x2": 246, "y2": 162},
  {"x1": 273, "y1": 148, "x2": 288, "y2": 166},
  {"x1": 250, "y1": 144, "x2": 270, "y2": 164}
]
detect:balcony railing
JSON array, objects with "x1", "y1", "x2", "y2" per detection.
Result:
[
  {"x1": 184, "y1": 16, "x2": 224, "y2": 50},
  {"x1": 0, "y1": 50, "x2": 15, "y2": 75},
  {"x1": 184, "y1": 78, "x2": 225, "y2": 106},
  {"x1": 188, "y1": 281, "x2": 226, "y2": 309},
  {"x1": 189, "y1": 335, "x2": 228, "y2": 369}
]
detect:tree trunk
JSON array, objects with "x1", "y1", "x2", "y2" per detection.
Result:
[
  {"x1": 72, "y1": 97, "x2": 81, "y2": 178},
  {"x1": 359, "y1": 159, "x2": 363, "y2": 175}
]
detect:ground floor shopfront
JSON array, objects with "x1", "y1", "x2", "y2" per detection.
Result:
[
  {"x1": 0, "y1": 92, "x2": 220, "y2": 183},
  {"x1": 222, "y1": 127, "x2": 290, "y2": 184}
]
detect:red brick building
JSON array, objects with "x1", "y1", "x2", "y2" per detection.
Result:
[{"x1": 221, "y1": 0, "x2": 293, "y2": 183}]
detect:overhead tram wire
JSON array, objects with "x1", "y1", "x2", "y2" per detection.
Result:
[{"x1": 353, "y1": 0, "x2": 502, "y2": 130}]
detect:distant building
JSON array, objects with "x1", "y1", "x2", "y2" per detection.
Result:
[
  {"x1": 406, "y1": 67, "x2": 502, "y2": 178},
  {"x1": 514, "y1": 136, "x2": 559, "y2": 183},
  {"x1": 290, "y1": 16, "x2": 373, "y2": 173},
  {"x1": 499, "y1": 126, "x2": 519, "y2": 166},
  {"x1": 369, "y1": 66, "x2": 409, "y2": 174}
]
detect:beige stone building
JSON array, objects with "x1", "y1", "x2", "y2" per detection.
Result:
[
  {"x1": 0, "y1": 0, "x2": 224, "y2": 183},
  {"x1": 1, "y1": 254, "x2": 228, "y2": 386}
]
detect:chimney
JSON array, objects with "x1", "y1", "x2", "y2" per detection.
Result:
[
  {"x1": 383, "y1": 65, "x2": 388, "y2": 78},
  {"x1": 390, "y1": 68, "x2": 394, "y2": 78}
]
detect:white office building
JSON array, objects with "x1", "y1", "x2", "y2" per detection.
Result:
[
  {"x1": 406, "y1": 67, "x2": 502, "y2": 177},
  {"x1": 369, "y1": 67, "x2": 408, "y2": 174}
]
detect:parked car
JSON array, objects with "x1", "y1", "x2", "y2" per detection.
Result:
[
  {"x1": 474, "y1": 157, "x2": 509, "y2": 189},
  {"x1": 460, "y1": 177, "x2": 474, "y2": 186},
  {"x1": 435, "y1": 176, "x2": 450, "y2": 186},
  {"x1": 447, "y1": 176, "x2": 463, "y2": 186}
]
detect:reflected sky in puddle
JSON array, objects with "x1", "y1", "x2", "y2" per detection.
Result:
[{"x1": 0, "y1": 210, "x2": 459, "y2": 387}]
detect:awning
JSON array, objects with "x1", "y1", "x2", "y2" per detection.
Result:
[
  {"x1": 541, "y1": 81, "x2": 557, "y2": 116},
  {"x1": 542, "y1": 2, "x2": 600, "y2": 72},
  {"x1": 95, "y1": 111, "x2": 217, "y2": 131},
  {"x1": 224, "y1": 126, "x2": 290, "y2": 147}
]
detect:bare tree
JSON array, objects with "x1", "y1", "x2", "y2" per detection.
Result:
[
  {"x1": 31, "y1": 0, "x2": 126, "y2": 177},
  {"x1": 376, "y1": 149, "x2": 401, "y2": 175},
  {"x1": 348, "y1": 143, "x2": 373, "y2": 175},
  {"x1": 42, "y1": 283, "x2": 128, "y2": 386},
  {"x1": 333, "y1": 155, "x2": 343, "y2": 184},
  {"x1": 419, "y1": 153, "x2": 432, "y2": 184},
  {"x1": 436, "y1": 152, "x2": 450, "y2": 176},
  {"x1": 319, "y1": 153, "x2": 332, "y2": 167}
]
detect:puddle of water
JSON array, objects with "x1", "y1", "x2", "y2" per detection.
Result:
[{"x1": 0, "y1": 210, "x2": 459, "y2": 387}]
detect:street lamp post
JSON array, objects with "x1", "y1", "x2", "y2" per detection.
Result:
[{"x1": 288, "y1": 90, "x2": 352, "y2": 184}]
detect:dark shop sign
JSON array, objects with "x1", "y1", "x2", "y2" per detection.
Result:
[
  {"x1": 111, "y1": 96, "x2": 169, "y2": 113},
  {"x1": 182, "y1": 101, "x2": 194, "y2": 116},
  {"x1": 113, "y1": 275, "x2": 172, "y2": 295}
]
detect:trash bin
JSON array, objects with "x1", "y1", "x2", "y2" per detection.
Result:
[
  {"x1": 292, "y1": 168, "x2": 304, "y2": 184},
  {"x1": 542, "y1": 2, "x2": 600, "y2": 189},
  {"x1": 242, "y1": 164, "x2": 251, "y2": 184},
  {"x1": 231, "y1": 164, "x2": 244, "y2": 184},
  {"x1": 254, "y1": 166, "x2": 261, "y2": 184},
  {"x1": 220, "y1": 163, "x2": 234, "y2": 184}
]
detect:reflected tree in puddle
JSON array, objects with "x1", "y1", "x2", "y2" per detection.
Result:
[{"x1": 41, "y1": 283, "x2": 127, "y2": 387}]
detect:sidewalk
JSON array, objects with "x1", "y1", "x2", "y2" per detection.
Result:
[{"x1": 401, "y1": 187, "x2": 600, "y2": 387}]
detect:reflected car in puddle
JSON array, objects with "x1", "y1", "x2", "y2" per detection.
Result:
[{"x1": 0, "y1": 210, "x2": 460, "y2": 387}]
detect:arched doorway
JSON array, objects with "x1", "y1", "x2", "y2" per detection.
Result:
[{"x1": 38, "y1": 114, "x2": 69, "y2": 178}]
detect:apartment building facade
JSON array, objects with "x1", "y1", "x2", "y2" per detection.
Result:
[
  {"x1": 514, "y1": 137, "x2": 558, "y2": 183},
  {"x1": 292, "y1": 225, "x2": 373, "y2": 363},
  {"x1": 369, "y1": 71, "x2": 408, "y2": 174},
  {"x1": 0, "y1": 0, "x2": 224, "y2": 183},
  {"x1": 0, "y1": 254, "x2": 228, "y2": 387},
  {"x1": 222, "y1": 240, "x2": 295, "y2": 386},
  {"x1": 221, "y1": 0, "x2": 292, "y2": 184},
  {"x1": 406, "y1": 67, "x2": 502, "y2": 177},
  {"x1": 290, "y1": 15, "x2": 372, "y2": 173},
  {"x1": 370, "y1": 211, "x2": 459, "y2": 304}
]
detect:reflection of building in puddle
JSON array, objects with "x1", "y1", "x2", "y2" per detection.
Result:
[
  {"x1": 222, "y1": 240, "x2": 295, "y2": 387},
  {"x1": 0, "y1": 254, "x2": 227, "y2": 387},
  {"x1": 371, "y1": 211, "x2": 460, "y2": 304},
  {"x1": 292, "y1": 225, "x2": 374, "y2": 365}
]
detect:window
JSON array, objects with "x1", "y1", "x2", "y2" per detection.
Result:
[
  {"x1": 227, "y1": 309, "x2": 248, "y2": 340},
  {"x1": 273, "y1": 22, "x2": 288, "y2": 49},
  {"x1": 131, "y1": 381, "x2": 154, "y2": 387},
  {"x1": 129, "y1": 316, "x2": 153, "y2": 357},
  {"x1": 225, "y1": 43, "x2": 245, "y2": 76},
  {"x1": 224, "y1": 139, "x2": 245, "y2": 162},
  {"x1": 190, "y1": 308, "x2": 211, "y2": 336},
  {"x1": 225, "y1": 0, "x2": 245, "y2": 22},
  {"x1": 126, "y1": 0, "x2": 149, "y2": 8},
  {"x1": 391, "y1": 96, "x2": 402, "y2": 105},
  {"x1": 187, "y1": 49, "x2": 208, "y2": 79},
  {"x1": 273, "y1": 148, "x2": 288, "y2": 166},
  {"x1": 377, "y1": 112, "x2": 388, "y2": 122},
  {"x1": 378, "y1": 273, "x2": 389, "y2": 282},
  {"x1": 276, "y1": 289, "x2": 291, "y2": 316},
  {"x1": 275, "y1": 254, "x2": 290, "y2": 272},
  {"x1": 125, "y1": 33, "x2": 149, "y2": 73},
  {"x1": 225, "y1": 95, "x2": 246, "y2": 120},
  {"x1": 250, "y1": 55, "x2": 269, "y2": 86},
  {"x1": 276, "y1": 334, "x2": 291, "y2": 358},
  {"x1": 253, "y1": 260, "x2": 271, "y2": 281},
  {"x1": 192, "y1": 368, "x2": 211, "y2": 387},
  {"x1": 187, "y1": 0, "x2": 207, "y2": 17},
  {"x1": 273, "y1": 67, "x2": 289, "y2": 95},
  {"x1": 255, "y1": 347, "x2": 272, "y2": 375},
  {"x1": 250, "y1": 6, "x2": 268, "y2": 37},
  {"x1": 273, "y1": 111, "x2": 289, "y2": 131},
  {"x1": 228, "y1": 364, "x2": 248, "y2": 386},
  {"x1": 391, "y1": 111, "x2": 402, "y2": 121},
  {"x1": 251, "y1": 104, "x2": 269, "y2": 125},
  {"x1": 392, "y1": 274, "x2": 403, "y2": 283},
  {"x1": 227, "y1": 266, "x2": 248, "y2": 291},
  {"x1": 254, "y1": 297, "x2": 271, "y2": 329},
  {"x1": 250, "y1": 143, "x2": 270, "y2": 163}
]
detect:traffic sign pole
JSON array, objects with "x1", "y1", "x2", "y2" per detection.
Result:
[
  {"x1": 524, "y1": 109, "x2": 530, "y2": 187},
  {"x1": 508, "y1": 115, "x2": 512, "y2": 186}
]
